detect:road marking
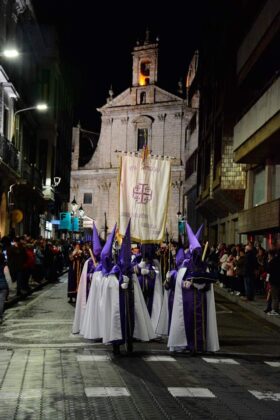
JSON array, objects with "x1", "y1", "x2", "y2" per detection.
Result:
[
  {"x1": 0, "y1": 390, "x2": 42, "y2": 399},
  {"x1": 77, "y1": 355, "x2": 110, "y2": 362},
  {"x1": 0, "y1": 342, "x2": 102, "y2": 348},
  {"x1": 143, "y1": 355, "x2": 176, "y2": 362},
  {"x1": 202, "y1": 357, "x2": 239, "y2": 365},
  {"x1": 168, "y1": 387, "x2": 216, "y2": 398},
  {"x1": 249, "y1": 390, "x2": 280, "y2": 401},
  {"x1": 264, "y1": 361, "x2": 280, "y2": 367},
  {"x1": 5, "y1": 319, "x2": 73, "y2": 324},
  {"x1": 4, "y1": 329, "x2": 50, "y2": 339},
  {"x1": 85, "y1": 387, "x2": 130, "y2": 397}
]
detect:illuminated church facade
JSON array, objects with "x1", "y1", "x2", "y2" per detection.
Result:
[{"x1": 70, "y1": 33, "x2": 193, "y2": 239}]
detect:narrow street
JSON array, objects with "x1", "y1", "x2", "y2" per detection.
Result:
[{"x1": 0, "y1": 275, "x2": 279, "y2": 419}]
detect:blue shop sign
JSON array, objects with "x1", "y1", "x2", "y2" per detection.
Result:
[
  {"x1": 72, "y1": 217, "x2": 80, "y2": 232},
  {"x1": 59, "y1": 212, "x2": 72, "y2": 230}
]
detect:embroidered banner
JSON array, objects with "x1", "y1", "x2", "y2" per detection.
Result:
[{"x1": 119, "y1": 155, "x2": 171, "y2": 242}]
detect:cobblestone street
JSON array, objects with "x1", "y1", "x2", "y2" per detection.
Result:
[{"x1": 0, "y1": 275, "x2": 279, "y2": 419}]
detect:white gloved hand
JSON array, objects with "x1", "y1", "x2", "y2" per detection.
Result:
[
  {"x1": 121, "y1": 283, "x2": 128, "y2": 289},
  {"x1": 183, "y1": 280, "x2": 192, "y2": 289},
  {"x1": 123, "y1": 275, "x2": 129, "y2": 284},
  {"x1": 166, "y1": 271, "x2": 171, "y2": 279},
  {"x1": 138, "y1": 260, "x2": 146, "y2": 269},
  {"x1": 141, "y1": 268, "x2": 150, "y2": 276}
]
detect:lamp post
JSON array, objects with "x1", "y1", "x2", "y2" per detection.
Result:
[
  {"x1": 79, "y1": 204, "x2": 85, "y2": 218},
  {"x1": 78, "y1": 205, "x2": 85, "y2": 240},
  {"x1": 0, "y1": 49, "x2": 19, "y2": 59},
  {"x1": 177, "y1": 211, "x2": 183, "y2": 244},
  {"x1": 14, "y1": 103, "x2": 48, "y2": 117},
  {"x1": 71, "y1": 196, "x2": 78, "y2": 213},
  {"x1": 172, "y1": 179, "x2": 183, "y2": 243},
  {"x1": 104, "y1": 211, "x2": 108, "y2": 241},
  {"x1": 13, "y1": 103, "x2": 48, "y2": 144}
]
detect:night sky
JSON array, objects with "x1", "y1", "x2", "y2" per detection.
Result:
[{"x1": 33, "y1": 0, "x2": 213, "y2": 132}]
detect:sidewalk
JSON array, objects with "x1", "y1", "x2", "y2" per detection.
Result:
[
  {"x1": 4, "y1": 269, "x2": 69, "y2": 309},
  {"x1": 214, "y1": 284, "x2": 280, "y2": 328}
]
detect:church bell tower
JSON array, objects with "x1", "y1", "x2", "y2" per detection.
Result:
[{"x1": 132, "y1": 30, "x2": 159, "y2": 87}]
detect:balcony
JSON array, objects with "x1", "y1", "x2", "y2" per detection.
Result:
[
  {"x1": 233, "y1": 75, "x2": 280, "y2": 163},
  {"x1": 237, "y1": 0, "x2": 280, "y2": 79},
  {"x1": 196, "y1": 154, "x2": 246, "y2": 221},
  {"x1": 239, "y1": 199, "x2": 280, "y2": 234},
  {"x1": 0, "y1": 135, "x2": 19, "y2": 173},
  {"x1": 42, "y1": 185, "x2": 55, "y2": 201},
  {"x1": 32, "y1": 166, "x2": 43, "y2": 190},
  {"x1": 20, "y1": 159, "x2": 33, "y2": 184}
]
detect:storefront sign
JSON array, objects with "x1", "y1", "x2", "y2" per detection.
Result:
[{"x1": 59, "y1": 212, "x2": 72, "y2": 230}]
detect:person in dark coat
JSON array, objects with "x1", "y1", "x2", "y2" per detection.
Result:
[
  {"x1": 266, "y1": 250, "x2": 280, "y2": 315},
  {"x1": 0, "y1": 251, "x2": 9, "y2": 324},
  {"x1": 243, "y1": 243, "x2": 258, "y2": 301}
]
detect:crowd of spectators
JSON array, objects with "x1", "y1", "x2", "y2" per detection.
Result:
[
  {"x1": 0, "y1": 235, "x2": 74, "y2": 323},
  {"x1": 206, "y1": 241, "x2": 280, "y2": 315}
]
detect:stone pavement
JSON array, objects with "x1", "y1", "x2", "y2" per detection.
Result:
[
  {"x1": 0, "y1": 348, "x2": 280, "y2": 419},
  {"x1": 0, "y1": 274, "x2": 279, "y2": 419}
]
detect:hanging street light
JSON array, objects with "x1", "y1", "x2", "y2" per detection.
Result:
[
  {"x1": 1, "y1": 49, "x2": 19, "y2": 58},
  {"x1": 14, "y1": 103, "x2": 48, "y2": 117},
  {"x1": 71, "y1": 196, "x2": 78, "y2": 213},
  {"x1": 79, "y1": 204, "x2": 85, "y2": 218}
]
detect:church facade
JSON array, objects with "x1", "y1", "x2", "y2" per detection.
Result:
[{"x1": 70, "y1": 35, "x2": 193, "y2": 239}]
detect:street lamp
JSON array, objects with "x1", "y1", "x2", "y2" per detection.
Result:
[
  {"x1": 14, "y1": 103, "x2": 48, "y2": 117},
  {"x1": 79, "y1": 204, "x2": 85, "y2": 218},
  {"x1": 1, "y1": 49, "x2": 19, "y2": 59},
  {"x1": 177, "y1": 211, "x2": 183, "y2": 244},
  {"x1": 13, "y1": 103, "x2": 48, "y2": 142},
  {"x1": 71, "y1": 196, "x2": 78, "y2": 213}
]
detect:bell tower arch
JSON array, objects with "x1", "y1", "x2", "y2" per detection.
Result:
[{"x1": 132, "y1": 30, "x2": 159, "y2": 87}]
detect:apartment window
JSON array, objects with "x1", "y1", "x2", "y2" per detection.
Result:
[
  {"x1": 4, "y1": 106, "x2": 9, "y2": 138},
  {"x1": 214, "y1": 121, "x2": 222, "y2": 168},
  {"x1": 253, "y1": 167, "x2": 265, "y2": 206},
  {"x1": 137, "y1": 128, "x2": 148, "y2": 150},
  {"x1": 83, "y1": 193, "x2": 92, "y2": 204},
  {"x1": 272, "y1": 165, "x2": 280, "y2": 200},
  {"x1": 185, "y1": 151, "x2": 197, "y2": 179}
]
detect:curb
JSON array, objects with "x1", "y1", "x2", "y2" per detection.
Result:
[
  {"x1": 214, "y1": 285, "x2": 280, "y2": 328},
  {"x1": 4, "y1": 268, "x2": 69, "y2": 309}
]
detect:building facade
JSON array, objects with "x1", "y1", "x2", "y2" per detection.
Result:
[
  {"x1": 0, "y1": 0, "x2": 73, "y2": 238},
  {"x1": 195, "y1": 3, "x2": 247, "y2": 246},
  {"x1": 183, "y1": 50, "x2": 202, "y2": 231},
  {"x1": 70, "y1": 34, "x2": 192, "y2": 240},
  {"x1": 233, "y1": 0, "x2": 280, "y2": 249}
]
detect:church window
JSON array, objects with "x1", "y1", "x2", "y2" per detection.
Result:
[
  {"x1": 141, "y1": 61, "x2": 150, "y2": 76},
  {"x1": 83, "y1": 193, "x2": 92, "y2": 204},
  {"x1": 140, "y1": 92, "x2": 146, "y2": 104},
  {"x1": 137, "y1": 128, "x2": 148, "y2": 150}
]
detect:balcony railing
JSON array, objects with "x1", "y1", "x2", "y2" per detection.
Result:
[
  {"x1": 0, "y1": 135, "x2": 19, "y2": 172},
  {"x1": 20, "y1": 159, "x2": 32, "y2": 183},
  {"x1": 0, "y1": 135, "x2": 43, "y2": 191},
  {"x1": 32, "y1": 166, "x2": 43, "y2": 189}
]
